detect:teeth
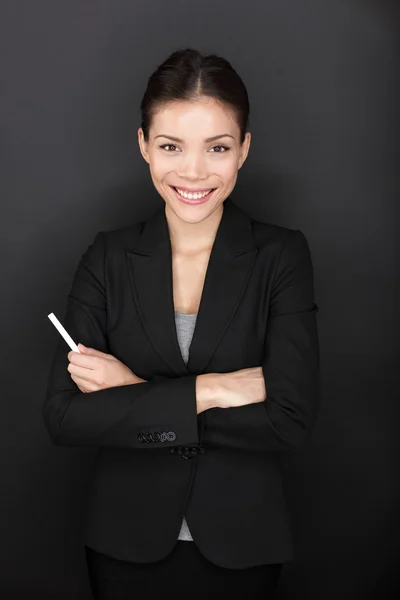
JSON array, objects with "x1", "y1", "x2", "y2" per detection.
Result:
[{"x1": 175, "y1": 188, "x2": 212, "y2": 200}]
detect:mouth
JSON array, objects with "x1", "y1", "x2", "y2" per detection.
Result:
[{"x1": 170, "y1": 186, "x2": 216, "y2": 205}]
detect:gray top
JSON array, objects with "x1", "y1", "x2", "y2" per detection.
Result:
[{"x1": 174, "y1": 310, "x2": 197, "y2": 542}]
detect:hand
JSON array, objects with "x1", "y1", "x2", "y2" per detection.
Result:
[
  {"x1": 67, "y1": 343, "x2": 146, "y2": 393},
  {"x1": 214, "y1": 367, "x2": 266, "y2": 409}
]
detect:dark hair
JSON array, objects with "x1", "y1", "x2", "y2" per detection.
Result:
[{"x1": 140, "y1": 48, "x2": 250, "y2": 145}]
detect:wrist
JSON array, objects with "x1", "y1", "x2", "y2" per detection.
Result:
[{"x1": 196, "y1": 373, "x2": 221, "y2": 413}]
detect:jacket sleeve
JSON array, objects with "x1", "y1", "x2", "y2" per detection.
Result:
[
  {"x1": 42, "y1": 231, "x2": 200, "y2": 450},
  {"x1": 200, "y1": 229, "x2": 321, "y2": 455}
]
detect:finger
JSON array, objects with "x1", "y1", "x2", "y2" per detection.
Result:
[
  {"x1": 77, "y1": 381, "x2": 90, "y2": 393},
  {"x1": 68, "y1": 351, "x2": 99, "y2": 369},
  {"x1": 67, "y1": 362, "x2": 97, "y2": 384},
  {"x1": 70, "y1": 373, "x2": 95, "y2": 392},
  {"x1": 78, "y1": 344, "x2": 113, "y2": 359}
]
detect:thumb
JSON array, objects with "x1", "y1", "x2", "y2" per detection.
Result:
[
  {"x1": 78, "y1": 343, "x2": 111, "y2": 358},
  {"x1": 78, "y1": 343, "x2": 98, "y2": 353}
]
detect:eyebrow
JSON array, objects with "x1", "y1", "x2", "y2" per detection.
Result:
[{"x1": 154, "y1": 134, "x2": 235, "y2": 143}]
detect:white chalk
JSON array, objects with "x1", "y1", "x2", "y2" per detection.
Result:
[{"x1": 47, "y1": 312, "x2": 80, "y2": 352}]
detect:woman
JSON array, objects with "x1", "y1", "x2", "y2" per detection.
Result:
[{"x1": 43, "y1": 48, "x2": 320, "y2": 598}]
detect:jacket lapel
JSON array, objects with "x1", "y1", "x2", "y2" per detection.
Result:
[{"x1": 126, "y1": 197, "x2": 258, "y2": 377}]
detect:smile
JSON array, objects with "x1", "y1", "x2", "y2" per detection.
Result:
[{"x1": 170, "y1": 186, "x2": 216, "y2": 205}]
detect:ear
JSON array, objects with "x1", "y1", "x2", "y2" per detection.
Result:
[
  {"x1": 138, "y1": 127, "x2": 150, "y2": 164},
  {"x1": 238, "y1": 131, "x2": 251, "y2": 170}
]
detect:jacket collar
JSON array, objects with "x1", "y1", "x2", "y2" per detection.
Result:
[{"x1": 126, "y1": 197, "x2": 258, "y2": 376}]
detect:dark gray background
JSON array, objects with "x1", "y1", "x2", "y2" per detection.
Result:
[{"x1": 1, "y1": 1, "x2": 398, "y2": 598}]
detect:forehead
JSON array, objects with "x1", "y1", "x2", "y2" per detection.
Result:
[{"x1": 151, "y1": 97, "x2": 239, "y2": 137}]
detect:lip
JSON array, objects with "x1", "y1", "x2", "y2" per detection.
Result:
[
  {"x1": 170, "y1": 186, "x2": 216, "y2": 205},
  {"x1": 173, "y1": 186, "x2": 213, "y2": 192}
]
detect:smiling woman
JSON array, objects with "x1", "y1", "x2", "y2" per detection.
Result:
[
  {"x1": 138, "y1": 98, "x2": 250, "y2": 221},
  {"x1": 136, "y1": 50, "x2": 251, "y2": 248},
  {"x1": 83, "y1": 48, "x2": 285, "y2": 596},
  {"x1": 77, "y1": 47, "x2": 291, "y2": 598},
  {"x1": 42, "y1": 46, "x2": 319, "y2": 598}
]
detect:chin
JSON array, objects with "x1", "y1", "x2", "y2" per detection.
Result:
[{"x1": 171, "y1": 198, "x2": 224, "y2": 220}]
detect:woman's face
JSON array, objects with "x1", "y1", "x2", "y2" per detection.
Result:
[{"x1": 138, "y1": 96, "x2": 251, "y2": 223}]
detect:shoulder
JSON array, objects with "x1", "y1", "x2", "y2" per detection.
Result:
[
  {"x1": 103, "y1": 222, "x2": 143, "y2": 249},
  {"x1": 249, "y1": 216, "x2": 317, "y2": 313},
  {"x1": 88, "y1": 219, "x2": 145, "y2": 254},
  {"x1": 250, "y1": 215, "x2": 313, "y2": 265},
  {"x1": 74, "y1": 220, "x2": 144, "y2": 276}
]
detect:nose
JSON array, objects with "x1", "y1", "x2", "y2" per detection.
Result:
[{"x1": 176, "y1": 152, "x2": 208, "y2": 181}]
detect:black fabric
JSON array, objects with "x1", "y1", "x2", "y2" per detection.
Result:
[
  {"x1": 85, "y1": 542, "x2": 283, "y2": 599},
  {"x1": 43, "y1": 198, "x2": 320, "y2": 566}
]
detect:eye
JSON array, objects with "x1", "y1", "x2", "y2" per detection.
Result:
[
  {"x1": 159, "y1": 143, "x2": 230, "y2": 153},
  {"x1": 159, "y1": 144, "x2": 180, "y2": 152},
  {"x1": 210, "y1": 145, "x2": 230, "y2": 153}
]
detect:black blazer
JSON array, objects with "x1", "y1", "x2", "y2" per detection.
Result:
[{"x1": 43, "y1": 197, "x2": 320, "y2": 569}]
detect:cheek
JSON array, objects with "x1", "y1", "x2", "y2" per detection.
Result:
[
  {"x1": 148, "y1": 156, "x2": 161, "y2": 174},
  {"x1": 149, "y1": 155, "x2": 172, "y2": 181},
  {"x1": 216, "y1": 159, "x2": 239, "y2": 182}
]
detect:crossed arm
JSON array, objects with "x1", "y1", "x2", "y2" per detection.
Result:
[{"x1": 43, "y1": 229, "x2": 320, "y2": 455}]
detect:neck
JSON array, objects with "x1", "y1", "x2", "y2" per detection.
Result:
[{"x1": 165, "y1": 202, "x2": 224, "y2": 255}]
